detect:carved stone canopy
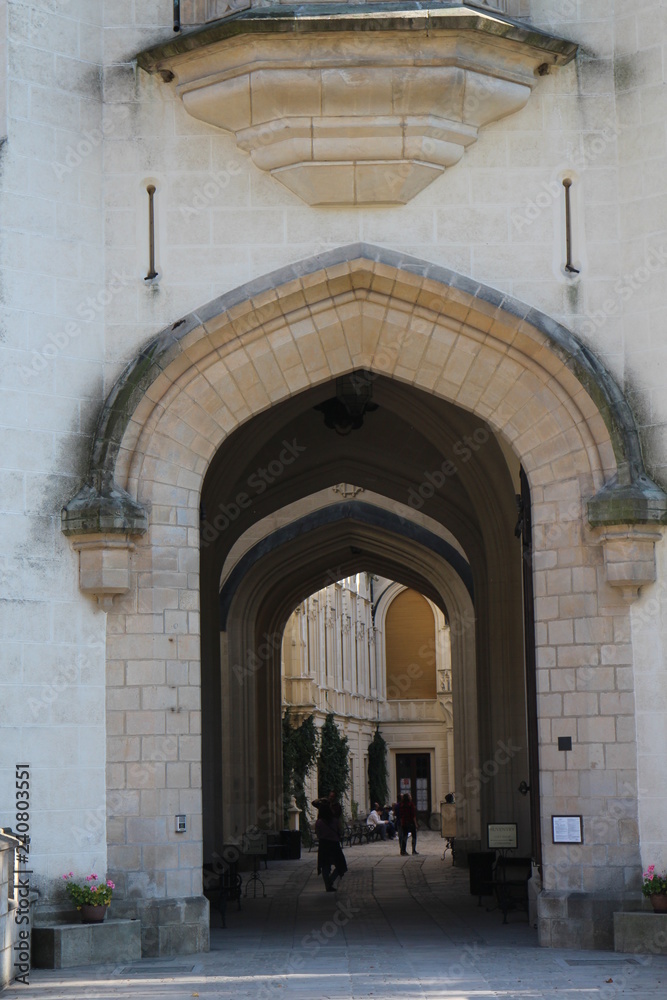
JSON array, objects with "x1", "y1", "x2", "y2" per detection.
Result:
[{"x1": 137, "y1": 4, "x2": 577, "y2": 205}]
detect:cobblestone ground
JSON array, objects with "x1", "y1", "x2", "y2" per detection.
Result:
[{"x1": 7, "y1": 832, "x2": 667, "y2": 999}]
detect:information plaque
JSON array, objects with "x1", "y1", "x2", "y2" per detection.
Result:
[
  {"x1": 552, "y1": 815, "x2": 583, "y2": 844},
  {"x1": 487, "y1": 822, "x2": 518, "y2": 849},
  {"x1": 242, "y1": 830, "x2": 268, "y2": 855}
]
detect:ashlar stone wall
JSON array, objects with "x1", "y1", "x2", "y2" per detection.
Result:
[{"x1": 0, "y1": 0, "x2": 107, "y2": 895}]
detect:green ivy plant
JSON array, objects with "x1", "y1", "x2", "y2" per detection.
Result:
[
  {"x1": 317, "y1": 712, "x2": 350, "y2": 802},
  {"x1": 282, "y1": 708, "x2": 319, "y2": 840},
  {"x1": 367, "y1": 726, "x2": 388, "y2": 807}
]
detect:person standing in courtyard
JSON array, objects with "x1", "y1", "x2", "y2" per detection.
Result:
[
  {"x1": 399, "y1": 792, "x2": 418, "y2": 855},
  {"x1": 315, "y1": 800, "x2": 347, "y2": 891}
]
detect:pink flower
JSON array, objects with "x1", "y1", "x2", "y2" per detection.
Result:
[
  {"x1": 648, "y1": 865, "x2": 655, "y2": 873},
  {"x1": 106, "y1": 881, "x2": 115, "y2": 889},
  {"x1": 90, "y1": 886, "x2": 97, "y2": 892}
]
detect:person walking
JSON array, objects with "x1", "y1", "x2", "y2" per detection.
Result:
[
  {"x1": 398, "y1": 792, "x2": 418, "y2": 855},
  {"x1": 313, "y1": 790, "x2": 343, "y2": 839},
  {"x1": 314, "y1": 800, "x2": 347, "y2": 891}
]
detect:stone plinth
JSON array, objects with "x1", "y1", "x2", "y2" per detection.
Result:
[
  {"x1": 32, "y1": 919, "x2": 142, "y2": 969},
  {"x1": 538, "y1": 893, "x2": 652, "y2": 950},
  {"x1": 614, "y1": 912, "x2": 667, "y2": 955},
  {"x1": 112, "y1": 896, "x2": 210, "y2": 958}
]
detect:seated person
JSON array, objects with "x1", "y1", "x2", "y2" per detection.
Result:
[{"x1": 367, "y1": 802, "x2": 396, "y2": 840}]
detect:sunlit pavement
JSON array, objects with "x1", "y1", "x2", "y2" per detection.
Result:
[{"x1": 7, "y1": 832, "x2": 667, "y2": 998}]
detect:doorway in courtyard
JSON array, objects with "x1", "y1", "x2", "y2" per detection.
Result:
[
  {"x1": 199, "y1": 370, "x2": 537, "y2": 882},
  {"x1": 397, "y1": 754, "x2": 432, "y2": 825}
]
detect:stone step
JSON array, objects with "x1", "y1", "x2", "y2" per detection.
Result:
[
  {"x1": 613, "y1": 912, "x2": 667, "y2": 955},
  {"x1": 32, "y1": 918, "x2": 141, "y2": 969}
]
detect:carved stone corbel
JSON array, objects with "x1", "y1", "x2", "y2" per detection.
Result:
[
  {"x1": 71, "y1": 535, "x2": 136, "y2": 610},
  {"x1": 136, "y1": 4, "x2": 577, "y2": 206},
  {"x1": 62, "y1": 476, "x2": 148, "y2": 609},
  {"x1": 597, "y1": 525, "x2": 663, "y2": 603}
]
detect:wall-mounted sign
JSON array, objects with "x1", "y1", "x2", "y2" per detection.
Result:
[
  {"x1": 487, "y1": 823, "x2": 518, "y2": 849},
  {"x1": 552, "y1": 815, "x2": 583, "y2": 844},
  {"x1": 242, "y1": 830, "x2": 268, "y2": 856}
]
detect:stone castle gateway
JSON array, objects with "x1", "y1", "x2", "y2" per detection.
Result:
[{"x1": 2, "y1": 0, "x2": 667, "y2": 966}]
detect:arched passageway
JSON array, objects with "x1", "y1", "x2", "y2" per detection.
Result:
[
  {"x1": 62, "y1": 244, "x2": 666, "y2": 953},
  {"x1": 198, "y1": 374, "x2": 525, "y2": 869}
]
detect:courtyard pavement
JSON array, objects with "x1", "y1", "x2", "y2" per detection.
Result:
[{"x1": 7, "y1": 831, "x2": 667, "y2": 999}]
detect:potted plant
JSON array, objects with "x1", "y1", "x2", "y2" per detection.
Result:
[
  {"x1": 641, "y1": 866, "x2": 667, "y2": 912},
  {"x1": 62, "y1": 872, "x2": 115, "y2": 923}
]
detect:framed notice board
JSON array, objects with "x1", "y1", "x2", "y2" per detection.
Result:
[
  {"x1": 552, "y1": 815, "x2": 583, "y2": 844},
  {"x1": 487, "y1": 823, "x2": 518, "y2": 850}
]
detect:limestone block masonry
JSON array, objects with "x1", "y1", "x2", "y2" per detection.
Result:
[{"x1": 137, "y1": 5, "x2": 576, "y2": 204}]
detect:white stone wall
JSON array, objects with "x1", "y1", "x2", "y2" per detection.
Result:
[
  {"x1": 0, "y1": 0, "x2": 107, "y2": 893},
  {"x1": 612, "y1": 0, "x2": 667, "y2": 881}
]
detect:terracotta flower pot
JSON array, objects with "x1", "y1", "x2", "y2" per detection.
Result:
[
  {"x1": 649, "y1": 894, "x2": 667, "y2": 913},
  {"x1": 80, "y1": 904, "x2": 108, "y2": 923}
]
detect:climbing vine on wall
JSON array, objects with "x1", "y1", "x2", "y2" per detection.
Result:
[
  {"x1": 367, "y1": 726, "x2": 388, "y2": 807},
  {"x1": 317, "y1": 712, "x2": 350, "y2": 802},
  {"x1": 282, "y1": 708, "x2": 319, "y2": 833}
]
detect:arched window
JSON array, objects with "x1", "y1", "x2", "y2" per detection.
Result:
[{"x1": 385, "y1": 589, "x2": 437, "y2": 700}]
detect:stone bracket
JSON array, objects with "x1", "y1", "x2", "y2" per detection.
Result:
[
  {"x1": 71, "y1": 535, "x2": 136, "y2": 610},
  {"x1": 136, "y1": 4, "x2": 577, "y2": 205},
  {"x1": 587, "y1": 475, "x2": 667, "y2": 527},
  {"x1": 61, "y1": 478, "x2": 148, "y2": 537},
  {"x1": 596, "y1": 525, "x2": 663, "y2": 603}
]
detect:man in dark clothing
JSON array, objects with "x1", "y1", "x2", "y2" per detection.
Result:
[{"x1": 314, "y1": 800, "x2": 347, "y2": 891}]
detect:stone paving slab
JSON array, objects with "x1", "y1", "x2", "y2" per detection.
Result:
[{"x1": 6, "y1": 833, "x2": 667, "y2": 998}]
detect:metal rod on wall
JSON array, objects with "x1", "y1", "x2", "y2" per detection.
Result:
[
  {"x1": 562, "y1": 178, "x2": 580, "y2": 274},
  {"x1": 145, "y1": 185, "x2": 158, "y2": 281},
  {"x1": 173, "y1": 0, "x2": 181, "y2": 32}
]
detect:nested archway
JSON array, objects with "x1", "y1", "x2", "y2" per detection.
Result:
[{"x1": 63, "y1": 244, "x2": 665, "y2": 951}]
